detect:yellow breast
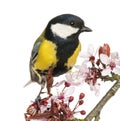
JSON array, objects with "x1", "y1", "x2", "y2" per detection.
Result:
[
  {"x1": 65, "y1": 43, "x2": 81, "y2": 68},
  {"x1": 34, "y1": 40, "x2": 58, "y2": 70}
]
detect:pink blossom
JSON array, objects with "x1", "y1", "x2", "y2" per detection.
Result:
[
  {"x1": 51, "y1": 86, "x2": 75, "y2": 103},
  {"x1": 65, "y1": 72, "x2": 83, "y2": 85},
  {"x1": 79, "y1": 44, "x2": 95, "y2": 59},
  {"x1": 65, "y1": 62, "x2": 89, "y2": 86},
  {"x1": 79, "y1": 44, "x2": 97, "y2": 64},
  {"x1": 100, "y1": 53, "x2": 120, "y2": 76}
]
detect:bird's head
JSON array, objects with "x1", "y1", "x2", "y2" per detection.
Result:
[{"x1": 45, "y1": 14, "x2": 92, "y2": 39}]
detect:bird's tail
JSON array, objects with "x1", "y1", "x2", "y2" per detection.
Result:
[{"x1": 24, "y1": 80, "x2": 32, "y2": 87}]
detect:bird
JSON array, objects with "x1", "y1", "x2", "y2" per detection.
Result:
[{"x1": 25, "y1": 14, "x2": 92, "y2": 97}]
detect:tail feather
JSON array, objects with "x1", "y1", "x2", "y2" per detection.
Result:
[{"x1": 24, "y1": 80, "x2": 32, "y2": 87}]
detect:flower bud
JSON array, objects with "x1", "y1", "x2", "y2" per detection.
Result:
[
  {"x1": 99, "y1": 43, "x2": 110, "y2": 57},
  {"x1": 80, "y1": 110, "x2": 86, "y2": 115},
  {"x1": 69, "y1": 96, "x2": 74, "y2": 102},
  {"x1": 79, "y1": 100, "x2": 84, "y2": 105},
  {"x1": 79, "y1": 93, "x2": 85, "y2": 99},
  {"x1": 58, "y1": 95, "x2": 64, "y2": 100},
  {"x1": 65, "y1": 81, "x2": 71, "y2": 87}
]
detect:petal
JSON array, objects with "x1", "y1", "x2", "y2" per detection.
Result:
[
  {"x1": 100, "y1": 54, "x2": 110, "y2": 65},
  {"x1": 64, "y1": 87, "x2": 75, "y2": 97},
  {"x1": 111, "y1": 52, "x2": 119, "y2": 59},
  {"x1": 75, "y1": 61, "x2": 88, "y2": 70},
  {"x1": 113, "y1": 67, "x2": 120, "y2": 75},
  {"x1": 77, "y1": 62, "x2": 89, "y2": 73},
  {"x1": 79, "y1": 52, "x2": 90, "y2": 58},
  {"x1": 87, "y1": 44, "x2": 94, "y2": 55},
  {"x1": 115, "y1": 60, "x2": 120, "y2": 66},
  {"x1": 70, "y1": 77, "x2": 84, "y2": 85},
  {"x1": 65, "y1": 73, "x2": 74, "y2": 82},
  {"x1": 101, "y1": 68, "x2": 111, "y2": 76},
  {"x1": 40, "y1": 105, "x2": 48, "y2": 113},
  {"x1": 79, "y1": 45, "x2": 94, "y2": 58}
]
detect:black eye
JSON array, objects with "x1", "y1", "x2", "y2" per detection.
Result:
[{"x1": 70, "y1": 21, "x2": 75, "y2": 26}]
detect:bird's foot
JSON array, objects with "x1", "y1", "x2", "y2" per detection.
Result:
[{"x1": 35, "y1": 94, "x2": 41, "y2": 103}]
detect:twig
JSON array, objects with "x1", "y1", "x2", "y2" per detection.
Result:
[
  {"x1": 94, "y1": 111, "x2": 100, "y2": 121},
  {"x1": 67, "y1": 119, "x2": 84, "y2": 121}
]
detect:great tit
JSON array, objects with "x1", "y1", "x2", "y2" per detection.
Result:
[{"x1": 25, "y1": 14, "x2": 92, "y2": 95}]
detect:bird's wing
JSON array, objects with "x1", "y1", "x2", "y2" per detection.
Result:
[
  {"x1": 24, "y1": 39, "x2": 41, "y2": 87},
  {"x1": 30, "y1": 30, "x2": 45, "y2": 63},
  {"x1": 28, "y1": 37, "x2": 43, "y2": 84},
  {"x1": 30, "y1": 39, "x2": 41, "y2": 63},
  {"x1": 24, "y1": 31, "x2": 45, "y2": 86}
]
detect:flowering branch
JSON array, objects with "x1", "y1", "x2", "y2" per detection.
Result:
[{"x1": 24, "y1": 43, "x2": 120, "y2": 121}]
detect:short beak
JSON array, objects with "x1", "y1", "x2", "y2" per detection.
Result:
[{"x1": 81, "y1": 26, "x2": 92, "y2": 32}]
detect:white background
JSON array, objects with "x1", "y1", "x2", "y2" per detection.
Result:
[{"x1": 0, "y1": 0, "x2": 120, "y2": 121}]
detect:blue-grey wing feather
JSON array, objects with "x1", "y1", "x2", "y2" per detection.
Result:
[
  {"x1": 29, "y1": 38, "x2": 41, "y2": 82},
  {"x1": 30, "y1": 41, "x2": 41, "y2": 62}
]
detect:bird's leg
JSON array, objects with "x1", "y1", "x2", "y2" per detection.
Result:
[
  {"x1": 31, "y1": 67, "x2": 45, "y2": 101},
  {"x1": 35, "y1": 75, "x2": 46, "y2": 103},
  {"x1": 35, "y1": 69, "x2": 53, "y2": 111},
  {"x1": 35, "y1": 76, "x2": 46, "y2": 112},
  {"x1": 46, "y1": 67, "x2": 53, "y2": 97}
]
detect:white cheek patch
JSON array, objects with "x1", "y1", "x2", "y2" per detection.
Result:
[{"x1": 51, "y1": 23, "x2": 79, "y2": 39}]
